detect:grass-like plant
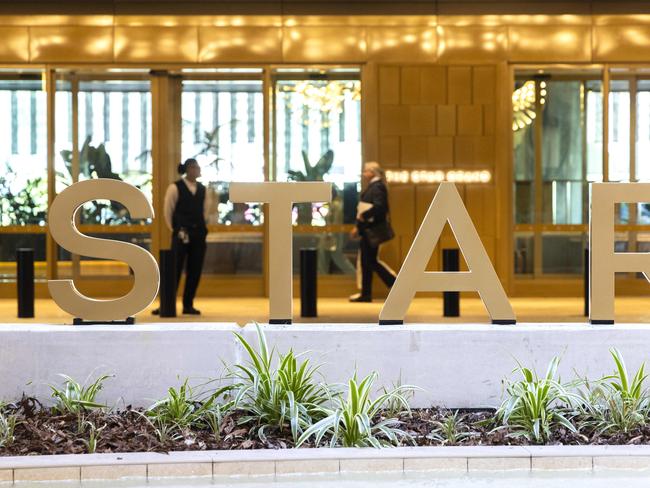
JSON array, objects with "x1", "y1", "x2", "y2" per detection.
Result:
[
  {"x1": 80, "y1": 419, "x2": 105, "y2": 454},
  {"x1": 0, "y1": 406, "x2": 18, "y2": 448},
  {"x1": 50, "y1": 374, "x2": 113, "y2": 415},
  {"x1": 496, "y1": 356, "x2": 577, "y2": 444},
  {"x1": 229, "y1": 324, "x2": 331, "y2": 442},
  {"x1": 297, "y1": 372, "x2": 414, "y2": 448},
  {"x1": 146, "y1": 378, "x2": 232, "y2": 433},
  {"x1": 574, "y1": 348, "x2": 649, "y2": 435},
  {"x1": 428, "y1": 410, "x2": 473, "y2": 445}
]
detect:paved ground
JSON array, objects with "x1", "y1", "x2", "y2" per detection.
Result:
[{"x1": 0, "y1": 296, "x2": 648, "y2": 325}]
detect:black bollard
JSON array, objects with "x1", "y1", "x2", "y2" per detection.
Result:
[
  {"x1": 16, "y1": 248, "x2": 34, "y2": 318},
  {"x1": 300, "y1": 248, "x2": 317, "y2": 318},
  {"x1": 584, "y1": 248, "x2": 589, "y2": 317},
  {"x1": 159, "y1": 249, "x2": 176, "y2": 318},
  {"x1": 443, "y1": 248, "x2": 460, "y2": 317}
]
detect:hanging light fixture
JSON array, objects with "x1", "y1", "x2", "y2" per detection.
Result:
[
  {"x1": 282, "y1": 80, "x2": 361, "y2": 126},
  {"x1": 512, "y1": 80, "x2": 545, "y2": 132}
]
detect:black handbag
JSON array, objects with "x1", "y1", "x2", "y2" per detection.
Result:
[{"x1": 364, "y1": 219, "x2": 395, "y2": 247}]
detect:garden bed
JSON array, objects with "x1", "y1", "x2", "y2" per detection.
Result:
[{"x1": 1, "y1": 401, "x2": 648, "y2": 457}]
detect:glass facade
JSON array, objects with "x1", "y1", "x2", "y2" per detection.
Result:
[{"x1": 513, "y1": 69, "x2": 650, "y2": 280}]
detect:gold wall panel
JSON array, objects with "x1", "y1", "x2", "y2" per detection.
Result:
[
  {"x1": 508, "y1": 25, "x2": 591, "y2": 62},
  {"x1": 472, "y1": 66, "x2": 496, "y2": 104},
  {"x1": 367, "y1": 26, "x2": 436, "y2": 62},
  {"x1": 389, "y1": 184, "x2": 415, "y2": 236},
  {"x1": 448, "y1": 66, "x2": 472, "y2": 104},
  {"x1": 594, "y1": 25, "x2": 650, "y2": 62},
  {"x1": 439, "y1": 14, "x2": 591, "y2": 26},
  {"x1": 0, "y1": 27, "x2": 29, "y2": 62},
  {"x1": 427, "y1": 136, "x2": 453, "y2": 164},
  {"x1": 282, "y1": 26, "x2": 366, "y2": 62},
  {"x1": 594, "y1": 15, "x2": 650, "y2": 25},
  {"x1": 199, "y1": 27, "x2": 282, "y2": 63},
  {"x1": 283, "y1": 15, "x2": 437, "y2": 27},
  {"x1": 454, "y1": 136, "x2": 494, "y2": 167},
  {"x1": 483, "y1": 104, "x2": 495, "y2": 135},
  {"x1": 409, "y1": 105, "x2": 437, "y2": 135},
  {"x1": 0, "y1": 15, "x2": 112, "y2": 26},
  {"x1": 464, "y1": 185, "x2": 496, "y2": 237},
  {"x1": 420, "y1": 66, "x2": 446, "y2": 104},
  {"x1": 379, "y1": 66, "x2": 400, "y2": 105},
  {"x1": 401, "y1": 66, "x2": 421, "y2": 104},
  {"x1": 30, "y1": 26, "x2": 113, "y2": 62},
  {"x1": 400, "y1": 135, "x2": 428, "y2": 166},
  {"x1": 437, "y1": 26, "x2": 507, "y2": 63},
  {"x1": 437, "y1": 105, "x2": 457, "y2": 136},
  {"x1": 457, "y1": 105, "x2": 483, "y2": 136},
  {"x1": 379, "y1": 136, "x2": 400, "y2": 167},
  {"x1": 379, "y1": 105, "x2": 410, "y2": 135},
  {"x1": 115, "y1": 15, "x2": 282, "y2": 27},
  {"x1": 115, "y1": 26, "x2": 198, "y2": 63}
]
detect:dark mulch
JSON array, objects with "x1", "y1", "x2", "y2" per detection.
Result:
[{"x1": 2, "y1": 399, "x2": 650, "y2": 456}]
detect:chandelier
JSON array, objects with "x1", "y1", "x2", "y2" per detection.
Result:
[
  {"x1": 512, "y1": 80, "x2": 546, "y2": 131},
  {"x1": 281, "y1": 80, "x2": 361, "y2": 126}
]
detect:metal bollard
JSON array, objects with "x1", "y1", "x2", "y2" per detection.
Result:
[
  {"x1": 443, "y1": 248, "x2": 460, "y2": 317},
  {"x1": 584, "y1": 248, "x2": 589, "y2": 317},
  {"x1": 16, "y1": 248, "x2": 34, "y2": 318},
  {"x1": 300, "y1": 248, "x2": 318, "y2": 318},
  {"x1": 159, "y1": 249, "x2": 176, "y2": 318}
]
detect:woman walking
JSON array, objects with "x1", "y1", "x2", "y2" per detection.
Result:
[{"x1": 349, "y1": 161, "x2": 397, "y2": 302}]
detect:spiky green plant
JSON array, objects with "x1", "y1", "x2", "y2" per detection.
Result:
[
  {"x1": 229, "y1": 324, "x2": 331, "y2": 443},
  {"x1": 0, "y1": 409, "x2": 18, "y2": 448},
  {"x1": 496, "y1": 357, "x2": 577, "y2": 443},
  {"x1": 146, "y1": 378, "x2": 232, "y2": 433},
  {"x1": 429, "y1": 410, "x2": 473, "y2": 445},
  {"x1": 50, "y1": 374, "x2": 113, "y2": 415},
  {"x1": 297, "y1": 372, "x2": 415, "y2": 448},
  {"x1": 574, "y1": 348, "x2": 649, "y2": 435}
]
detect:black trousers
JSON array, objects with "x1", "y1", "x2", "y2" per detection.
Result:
[
  {"x1": 171, "y1": 228, "x2": 207, "y2": 309},
  {"x1": 360, "y1": 236, "x2": 396, "y2": 298}
]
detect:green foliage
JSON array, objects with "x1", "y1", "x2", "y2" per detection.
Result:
[
  {"x1": 574, "y1": 348, "x2": 649, "y2": 435},
  {"x1": 146, "y1": 378, "x2": 232, "y2": 433},
  {"x1": 496, "y1": 357, "x2": 577, "y2": 444},
  {"x1": 229, "y1": 324, "x2": 330, "y2": 443},
  {"x1": 429, "y1": 410, "x2": 473, "y2": 445},
  {"x1": 287, "y1": 150, "x2": 334, "y2": 182},
  {"x1": 287, "y1": 150, "x2": 334, "y2": 225},
  {"x1": 0, "y1": 164, "x2": 47, "y2": 226},
  {"x1": 297, "y1": 372, "x2": 414, "y2": 448},
  {"x1": 0, "y1": 407, "x2": 19, "y2": 448},
  {"x1": 49, "y1": 374, "x2": 113, "y2": 415},
  {"x1": 59, "y1": 135, "x2": 150, "y2": 224},
  {"x1": 80, "y1": 419, "x2": 105, "y2": 454}
]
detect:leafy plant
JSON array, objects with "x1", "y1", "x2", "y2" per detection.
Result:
[
  {"x1": 429, "y1": 410, "x2": 473, "y2": 445},
  {"x1": 495, "y1": 357, "x2": 577, "y2": 444},
  {"x1": 80, "y1": 419, "x2": 105, "y2": 454},
  {"x1": 287, "y1": 150, "x2": 334, "y2": 225},
  {"x1": 229, "y1": 324, "x2": 330, "y2": 443},
  {"x1": 0, "y1": 163, "x2": 47, "y2": 226},
  {"x1": 574, "y1": 348, "x2": 649, "y2": 435},
  {"x1": 0, "y1": 408, "x2": 19, "y2": 448},
  {"x1": 50, "y1": 374, "x2": 113, "y2": 415},
  {"x1": 146, "y1": 378, "x2": 232, "y2": 433},
  {"x1": 297, "y1": 372, "x2": 414, "y2": 448}
]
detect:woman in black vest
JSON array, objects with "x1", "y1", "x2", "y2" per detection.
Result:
[
  {"x1": 349, "y1": 162, "x2": 397, "y2": 302},
  {"x1": 154, "y1": 158, "x2": 209, "y2": 315}
]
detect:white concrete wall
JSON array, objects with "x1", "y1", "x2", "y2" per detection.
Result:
[{"x1": 0, "y1": 322, "x2": 648, "y2": 408}]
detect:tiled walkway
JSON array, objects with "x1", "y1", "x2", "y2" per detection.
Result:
[{"x1": 0, "y1": 296, "x2": 648, "y2": 325}]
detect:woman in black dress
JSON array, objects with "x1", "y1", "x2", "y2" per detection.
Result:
[{"x1": 349, "y1": 162, "x2": 397, "y2": 302}]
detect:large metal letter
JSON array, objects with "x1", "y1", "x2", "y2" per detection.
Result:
[
  {"x1": 590, "y1": 183, "x2": 650, "y2": 324},
  {"x1": 230, "y1": 182, "x2": 331, "y2": 324},
  {"x1": 379, "y1": 182, "x2": 515, "y2": 325},
  {"x1": 48, "y1": 179, "x2": 159, "y2": 321}
]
